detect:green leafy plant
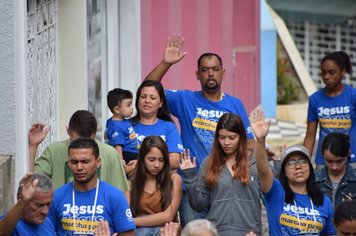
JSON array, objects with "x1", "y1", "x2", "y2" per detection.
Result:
[{"x1": 277, "y1": 56, "x2": 299, "y2": 104}]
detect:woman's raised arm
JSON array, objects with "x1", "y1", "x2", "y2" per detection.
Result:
[{"x1": 250, "y1": 108, "x2": 274, "y2": 193}]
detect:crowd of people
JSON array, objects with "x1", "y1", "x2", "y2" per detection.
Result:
[{"x1": 1, "y1": 35, "x2": 356, "y2": 235}]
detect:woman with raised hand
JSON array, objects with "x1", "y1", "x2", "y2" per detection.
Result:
[
  {"x1": 179, "y1": 113, "x2": 262, "y2": 236},
  {"x1": 252, "y1": 108, "x2": 336, "y2": 235},
  {"x1": 303, "y1": 51, "x2": 356, "y2": 169},
  {"x1": 130, "y1": 136, "x2": 182, "y2": 235}
]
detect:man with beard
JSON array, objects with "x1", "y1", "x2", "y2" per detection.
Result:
[
  {"x1": 48, "y1": 137, "x2": 135, "y2": 235},
  {"x1": 145, "y1": 35, "x2": 254, "y2": 226}
]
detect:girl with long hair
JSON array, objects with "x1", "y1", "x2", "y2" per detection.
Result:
[
  {"x1": 130, "y1": 136, "x2": 182, "y2": 235},
  {"x1": 179, "y1": 113, "x2": 262, "y2": 235},
  {"x1": 252, "y1": 108, "x2": 336, "y2": 235}
]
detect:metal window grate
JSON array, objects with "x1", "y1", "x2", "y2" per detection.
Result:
[
  {"x1": 27, "y1": 0, "x2": 58, "y2": 156},
  {"x1": 286, "y1": 20, "x2": 356, "y2": 89}
]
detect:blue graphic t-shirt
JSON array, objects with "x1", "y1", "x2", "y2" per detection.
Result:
[
  {"x1": 48, "y1": 180, "x2": 135, "y2": 235},
  {"x1": 166, "y1": 90, "x2": 253, "y2": 169},
  {"x1": 307, "y1": 85, "x2": 356, "y2": 164},
  {"x1": 0, "y1": 215, "x2": 55, "y2": 236},
  {"x1": 105, "y1": 118, "x2": 138, "y2": 153},
  {"x1": 133, "y1": 119, "x2": 184, "y2": 153},
  {"x1": 265, "y1": 179, "x2": 336, "y2": 236}
]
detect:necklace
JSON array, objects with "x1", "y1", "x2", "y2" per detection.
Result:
[
  {"x1": 220, "y1": 92, "x2": 225, "y2": 100},
  {"x1": 72, "y1": 180, "x2": 100, "y2": 234},
  {"x1": 293, "y1": 198, "x2": 319, "y2": 235}
]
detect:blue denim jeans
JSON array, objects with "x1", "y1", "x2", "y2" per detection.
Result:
[
  {"x1": 178, "y1": 190, "x2": 208, "y2": 228},
  {"x1": 134, "y1": 226, "x2": 161, "y2": 236}
]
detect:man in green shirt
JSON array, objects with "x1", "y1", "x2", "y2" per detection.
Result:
[{"x1": 28, "y1": 110, "x2": 129, "y2": 196}]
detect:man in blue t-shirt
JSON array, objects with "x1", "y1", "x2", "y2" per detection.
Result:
[
  {"x1": 0, "y1": 172, "x2": 55, "y2": 236},
  {"x1": 145, "y1": 35, "x2": 254, "y2": 226},
  {"x1": 48, "y1": 137, "x2": 135, "y2": 235}
]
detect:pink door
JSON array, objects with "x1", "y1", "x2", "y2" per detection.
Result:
[{"x1": 141, "y1": 0, "x2": 260, "y2": 114}]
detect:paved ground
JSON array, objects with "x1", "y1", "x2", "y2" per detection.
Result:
[{"x1": 267, "y1": 118, "x2": 307, "y2": 143}]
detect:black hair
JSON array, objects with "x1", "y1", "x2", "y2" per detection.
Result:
[
  {"x1": 68, "y1": 137, "x2": 99, "y2": 158},
  {"x1": 107, "y1": 88, "x2": 133, "y2": 114},
  {"x1": 334, "y1": 200, "x2": 356, "y2": 226},
  {"x1": 68, "y1": 110, "x2": 97, "y2": 138},
  {"x1": 321, "y1": 51, "x2": 352, "y2": 75},
  {"x1": 279, "y1": 156, "x2": 324, "y2": 206},
  {"x1": 322, "y1": 132, "x2": 350, "y2": 159},
  {"x1": 132, "y1": 80, "x2": 173, "y2": 124},
  {"x1": 197, "y1": 53, "x2": 223, "y2": 69}
]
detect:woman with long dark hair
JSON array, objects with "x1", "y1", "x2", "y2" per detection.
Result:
[
  {"x1": 125, "y1": 80, "x2": 183, "y2": 175},
  {"x1": 252, "y1": 108, "x2": 336, "y2": 235},
  {"x1": 130, "y1": 136, "x2": 182, "y2": 235},
  {"x1": 179, "y1": 113, "x2": 261, "y2": 235}
]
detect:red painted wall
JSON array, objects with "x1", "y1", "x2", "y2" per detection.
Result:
[{"x1": 141, "y1": 0, "x2": 260, "y2": 113}]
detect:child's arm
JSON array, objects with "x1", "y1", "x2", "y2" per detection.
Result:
[
  {"x1": 114, "y1": 145, "x2": 129, "y2": 172},
  {"x1": 114, "y1": 145, "x2": 137, "y2": 177}
]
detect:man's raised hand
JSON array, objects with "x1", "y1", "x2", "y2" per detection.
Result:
[{"x1": 163, "y1": 34, "x2": 187, "y2": 65}]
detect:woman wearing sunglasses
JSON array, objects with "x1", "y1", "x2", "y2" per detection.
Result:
[{"x1": 251, "y1": 109, "x2": 336, "y2": 235}]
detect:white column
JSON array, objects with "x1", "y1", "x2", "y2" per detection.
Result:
[
  {"x1": 57, "y1": 0, "x2": 88, "y2": 140},
  {"x1": 14, "y1": 0, "x2": 27, "y2": 195},
  {"x1": 118, "y1": 0, "x2": 141, "y2": 94}
]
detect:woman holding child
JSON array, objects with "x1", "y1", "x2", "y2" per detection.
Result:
[{"x1": 131, "y1": 80, "x2": 183, "y2": 170}]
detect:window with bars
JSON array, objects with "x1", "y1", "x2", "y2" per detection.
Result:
[
  {"x1": 27, "y1": 0, "x2": 57, "y2": 156},
  {"x1": 286, "y1": 20, "x2": 356, "y2": 89}
]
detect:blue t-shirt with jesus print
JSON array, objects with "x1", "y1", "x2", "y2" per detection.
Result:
[
  {"x1": 165, "y1": 89, "x2": 253, "y2": 171},
  {"x1": 264, "y1": 179, "x2": 336, "y2": 236},
  {"x1": 307, "y1": 84, "x2": 356, "y2": 164},
  {"x1": 133, "y1": 118, "x2": 184, "y2": 153},
  {"x1": 49, "y1": 180, "x2": 135, "y2": 235}
]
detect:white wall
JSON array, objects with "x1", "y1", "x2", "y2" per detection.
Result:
[
  {"x1": 0, "y1": 0, "x2": 142, "y2": 206},
  {"x1": 57, "y1": 0, "x2": 142, "y2": 140},
  {"x1": 57, "y1": 0, "x2": 88, "y2": 140},
  {"x1": 0, "y1": 0, "x2": 16, "y2": 158},
  {"x1": 0, "y1": 0, "x2": 27, "y2": 202},
  {"x1": 118, "y1": 0, "x2": 141, "y2": 97}
]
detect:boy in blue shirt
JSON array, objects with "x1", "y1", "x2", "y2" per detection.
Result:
[{"x1": 106, "y1": 88, "x2": 138, "y2": 175}]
